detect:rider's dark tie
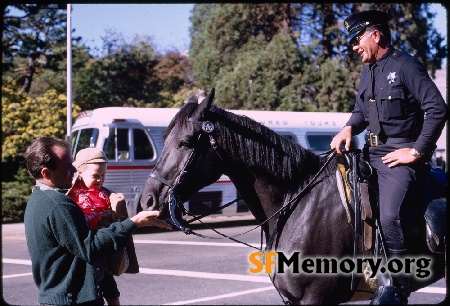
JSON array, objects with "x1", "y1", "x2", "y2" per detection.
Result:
[{"x1": 367, "y1": 65, "x2": 381, "y2": 135}]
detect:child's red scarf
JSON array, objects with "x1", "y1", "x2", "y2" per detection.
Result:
[{"x1": 68, "y1": 180, "x2": 112, "y2": 230}]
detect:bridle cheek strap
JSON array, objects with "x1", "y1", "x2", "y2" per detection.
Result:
[
  {"x1": 168, "y1": 193, "x2": 191, "y2": 234},
  {"x1": 148, "y1": 117, "x2": 222, "y2": 233},
  {"x1": 149, "y1": 173, "x2": 174, "y2": 189}
]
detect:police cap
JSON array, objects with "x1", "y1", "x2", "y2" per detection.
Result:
[{"x1": 344, "y1": 10, "x2": 390, "y2": 44}]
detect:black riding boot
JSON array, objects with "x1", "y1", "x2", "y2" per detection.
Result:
[{"x1": 370, "y1": 250, "x2": 410, "y2": 305}]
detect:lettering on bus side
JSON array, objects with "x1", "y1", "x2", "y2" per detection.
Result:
[
  {"x1": 259, "y1": 120, "x2": 289, "y2": 126},
  {"x1": 302, "y1": 120, "x2": 337, "y2": 126}
]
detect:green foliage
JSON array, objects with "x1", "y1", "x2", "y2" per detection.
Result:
[
  {"x1": 2, "y1": 86, "x2": 80, "y2": 161},
  {"x1": 73, "y1": 33, "x2": 193, "y2": 110},
  {"x1": 214, "y1": 33, "x2": 302, "y2": 110},
  {"x1": 190, "y1": 3, "x2": 303, "y2": 110},
  {"x1": 28, "y1": 42, "x2": 92, "y2": 97},
  {"x1": 1, "y1": 167, "x2": 33, "y2": 223},
  {"x1": 189, "y1": 3, "x2": 446, "y2": 112},
  {"x1": 2, "y1": 4, "x2": 75, "y2": 93},
  {"x1": 1, "y1": 83, "x2": 80, "y2": 221},
  {"x1": 377, "y1": 3, "x2": 445, "y2": 74}
]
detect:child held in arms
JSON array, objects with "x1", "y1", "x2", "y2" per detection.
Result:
[{"x1": 68, "y1": 148, "x2": 139, "y2": 305}]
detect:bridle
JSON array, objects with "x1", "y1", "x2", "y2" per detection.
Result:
[{"x1": 149, "y1": 117, "x2": 227, "y2": 235}]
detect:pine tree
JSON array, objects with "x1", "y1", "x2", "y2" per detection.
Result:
[
  {"x1": 189, "y1": 3, "x2": 446, "y2": 112},
  {"x1": 2, "y1": 4, "x2": 71, "y2": 94}
]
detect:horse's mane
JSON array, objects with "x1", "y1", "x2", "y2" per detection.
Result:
[
  {"x1": 208, "y1": 105, "x2": 324, "y2": 182},
  {"x1": 164, "y1": 102, "x2": 326, "y2": 182}
]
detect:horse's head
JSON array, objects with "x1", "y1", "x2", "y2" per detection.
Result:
[{"x1": 140, "y1": 88, "x2": 224, "y2": 220}]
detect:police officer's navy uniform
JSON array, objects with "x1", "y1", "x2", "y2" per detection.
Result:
[
  {"x1": 347, "y1": 47, "x2": 447, "y2": 156},
  {"x1": 343, "y1": 10, "x2": 448, "y2": 305},
  {"x1": 347, "y1": 44, "x2": 448, "y2": 253}
]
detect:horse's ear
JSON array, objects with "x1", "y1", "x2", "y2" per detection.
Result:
[
  {"x1": 186, "y1": 93, "x2": 198, "y2": 104},
  {"x1": 196, "y1": 88, "x2": 215, "y2": 118}
]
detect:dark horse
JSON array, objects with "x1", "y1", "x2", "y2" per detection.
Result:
[{"x1": 140, "y1": 89, "x2": 444, "y2": 304}]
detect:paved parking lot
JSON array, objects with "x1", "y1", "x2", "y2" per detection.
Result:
[{"x1": 2, "y1": 220, "x2": 446, "y2": 305}]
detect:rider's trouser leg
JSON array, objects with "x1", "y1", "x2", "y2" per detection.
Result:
[{"x1": 366, "y1": 145, "x2": 426, "y2": 305}]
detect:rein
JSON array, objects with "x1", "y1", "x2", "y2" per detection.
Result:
[{"x1": 149, "y1": 116, "x2": 337, "y2": 250}]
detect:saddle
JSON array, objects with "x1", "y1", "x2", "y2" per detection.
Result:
[{"x1": 336, "y1": 153, "x2": 375, "y2": 251}]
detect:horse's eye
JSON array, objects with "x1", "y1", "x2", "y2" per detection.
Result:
[{"x1": 179, "y1": 140, "x2": 190, "y2": 148}]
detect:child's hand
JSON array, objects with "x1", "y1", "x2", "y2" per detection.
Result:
[{"x1": 97, "y1": 210, "x2": 120, "y2": 228}]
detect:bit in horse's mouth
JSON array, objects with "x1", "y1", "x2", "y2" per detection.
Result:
[{"x1": 159, "y1": 200, "x2": 171, "y2": 220}]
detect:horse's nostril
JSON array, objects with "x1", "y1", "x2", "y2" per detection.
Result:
[
  {"x1": 140, "y1": 194, "x2": 154, "y2": 211},
  {"x1": 146, "y1": 196, "x2": 154, "y2": 210}
]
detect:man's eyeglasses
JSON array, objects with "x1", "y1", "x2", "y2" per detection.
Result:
[{"x1": 350, "y1": 31, "x2": 372, "y2": 47}]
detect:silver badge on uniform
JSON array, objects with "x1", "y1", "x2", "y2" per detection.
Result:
[{"x1": 387, "y1": 72, "x2": 397, "y2": 84}]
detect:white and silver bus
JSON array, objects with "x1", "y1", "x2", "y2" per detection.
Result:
[{"x1": 70, "y1": 107, "x2": 446, "y2": 218}]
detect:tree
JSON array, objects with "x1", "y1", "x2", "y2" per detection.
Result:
[
  {"x1": 73, "y1": 33, "x2": 158, "y2": 109},
  {"x1": 375, "y1": 3, "x2": 446, "y2": 76},
  {"x1": 189, "y1": 3, "x2": 446, "y2": 112},
  {"x1": 74, "y1": 32, "x2": 195, "y2": 110},
  {"x1": 2, "y1": 4, "x2": 74, "y2": 94},
  {"x1": 190, "y1": 3, "x2": 301, "y2": 110},
  {"x1": 2, "y1": 86, "x2": 80, "y2": 162}
]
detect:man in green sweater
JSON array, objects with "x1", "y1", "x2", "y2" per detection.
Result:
[{"x1": 23, "y1": 136, "x2": 172, "y2": 305}]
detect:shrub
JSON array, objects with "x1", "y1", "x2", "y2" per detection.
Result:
[{"x1": 1, "y1": 167, "x2": 33, "y2": 223}]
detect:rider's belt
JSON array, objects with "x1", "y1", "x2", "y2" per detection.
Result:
[{"x1": 365, "y1": 132, "x2": 416, "y2": 147}]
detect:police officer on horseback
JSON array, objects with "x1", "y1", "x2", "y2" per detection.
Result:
[{"x1": 330, "y1": 9, "x2": 448, "y2": 305}]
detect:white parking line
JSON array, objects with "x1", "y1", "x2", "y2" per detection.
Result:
[
  {"x1": 2, "y1": 258, "x2": 32, "y2": 265},
  {"x1": 416, "y1": 287, "x2": 446, "y2": 294},
  {"x1": 139, "y1": 267, "x2": 271, "y2": 283},
  {"x1": 3, "y1": 272, "x2": 33, "y2": 279},
  {"x1": 163, "y1": 286, "x2": 276, "y2": 305},
  {"x1": 2, "y1": 258, "x2": 270, "y2": 283}
]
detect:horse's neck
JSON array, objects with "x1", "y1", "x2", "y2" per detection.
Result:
[
  {"x1": 225, "y1": 165, "x2": 287, "y2": 230},
  {"x1": 213, "y1": 108, "x2": 324, "y2": 228}
]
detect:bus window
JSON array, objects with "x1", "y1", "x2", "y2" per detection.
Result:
[
  {"x1": 70, "y1": 131, "x2": 79, "y2": 152},
  {"x1": 307, "y1": 133, "x2": 361, "y2": 153},
  {"x1": 104, "y1": 128, "x2": 130, "y2": 160},
  {"x1": 117, "y1": 128, "x2": 130, "y2": 160},
  {"x1": 104, "y1": 128, "x2": 115, "y2": 160},
  {"x1": 133, "y1": 129, "x2": 155, "y2": 160},
  {"x1": 71, "y1": 128, "x2": 99, "y2": 155},
  {"x1": 306, "y1": 134, "x2": 334, "y2": 153}
]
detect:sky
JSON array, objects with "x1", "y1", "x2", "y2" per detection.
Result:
[
  {"x1": 70, "y1": 3, "x2": 447, "y2": 57},
  {"x1": 71, "y1": 4, "x2": 194, "y2": 55}
]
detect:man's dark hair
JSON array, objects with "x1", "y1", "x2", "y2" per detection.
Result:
[{"x1": 23, "y1": 136, "x2": 71, "y2": 179}]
